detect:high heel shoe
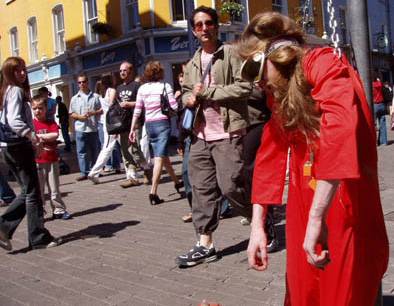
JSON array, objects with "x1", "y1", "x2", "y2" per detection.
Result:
[
  {"x1": 149, "y1": 194, "x2": 164, "y2": 205},
  {"x1": 174, "y1": 182, "x2": 184, "y2": 194}
]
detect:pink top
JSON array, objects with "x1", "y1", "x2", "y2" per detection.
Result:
[
  {"x1": 134, "y1": 82, "x2": 177, "y2": 122},
  {"x1": 196, "y1": 50, "x2": 244, "y2": 141}
]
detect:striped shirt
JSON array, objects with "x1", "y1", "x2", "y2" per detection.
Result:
[{"x1": 134, "y1": 82, "x2": 177, "y2": 122}]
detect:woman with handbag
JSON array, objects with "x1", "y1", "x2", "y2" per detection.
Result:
[
  {"x1": 0, "y1": 57, "x2": 60, "y2": 250},
  {"x1": 129, "y1": 61, "x2": 182, "y2": 205}
]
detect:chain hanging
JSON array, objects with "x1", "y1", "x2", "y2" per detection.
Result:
[
  {"x1": 326, "y1": 0, "x2": 342, "y2": 58},
  {"x1": 301, "y1": 0, "x2": 312, "y2": 31}
]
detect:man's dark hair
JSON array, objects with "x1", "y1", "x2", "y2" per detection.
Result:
[
  {"x1": 77, "y1": 73, "x2": 88, "y2": 80},
  {"x1": 190, "y1": 6, "x2": 219, "y2": 28}
]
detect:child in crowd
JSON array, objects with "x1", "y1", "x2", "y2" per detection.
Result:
[{"x1": 31, "y1": 95, "x2": 71, "y2": 220}]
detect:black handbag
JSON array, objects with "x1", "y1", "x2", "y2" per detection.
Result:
[
  {"x1": 0, "y1": 88, "x2": 25, "y2": 143},
  {"x1": 106, "y1": 100, "x2": 133, "y2": 135},
  {"x1": 160, "y1": 84, "x2": 177, "y2": 117}
]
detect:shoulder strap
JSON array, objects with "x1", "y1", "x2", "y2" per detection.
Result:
[{"x1": 201, "y1": 57, "x2": 213, "y2": 83}]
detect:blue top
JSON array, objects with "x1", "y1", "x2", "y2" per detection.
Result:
[{"x1": 69, "y1": 91, "x2": 101, "y2": 133}]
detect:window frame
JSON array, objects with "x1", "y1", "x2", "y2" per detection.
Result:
[
  {"x1": 52, "y1": 5, "x2": 66, "y2": 55},
  {"x1": 124, "y1": 0, "x2": 139, "y2": 32},
  {"x1": 27, "y1": 17, "x2": 39, "y2": 63},
  {"x1": 9, "y1": 27, "x2": 19, "y2": 56},
  {"x1": 170, "y1": 0, "x2": 187, "y2": 25},
  {"x1": 83, "y1": 0, "x2": 99, "y2": 44}
]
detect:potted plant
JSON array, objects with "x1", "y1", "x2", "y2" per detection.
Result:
[{"x1": 220, "y1": 1, "x2": 245, "y2": 22}]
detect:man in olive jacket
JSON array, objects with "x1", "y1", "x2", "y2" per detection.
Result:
[{"x1": 176, "y1": 5, "x2": 252, "y2": 268}]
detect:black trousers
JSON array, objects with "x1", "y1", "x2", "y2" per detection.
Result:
[{"x1": 0, "y1": 142, "x2": 53, "y2": 247}]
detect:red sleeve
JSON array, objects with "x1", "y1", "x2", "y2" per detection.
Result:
[
  {"x1": 48, "y1": 122, "x2": 59, "y2": 133},
  {"x1": 251, "y1": 116, "x2": 289, "y2": 205},
  {"x1": 304, "y1": 48, "x2": 361, "y2": 180}
]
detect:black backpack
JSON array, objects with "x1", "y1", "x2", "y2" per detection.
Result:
[{"x1": 106, "y1": 100, "x2": 133, "y2": 135}]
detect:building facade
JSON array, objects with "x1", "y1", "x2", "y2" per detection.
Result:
[{"x1": 0, "y1": 1, "x2": 329, "y2": 101}]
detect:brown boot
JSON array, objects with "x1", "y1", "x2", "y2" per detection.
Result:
[{"x1": 120, "y1": 178, "x2": 140, "y2": 188}]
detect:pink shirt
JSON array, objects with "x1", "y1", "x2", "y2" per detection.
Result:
[
  {"x1": 134, "y1": 82, "x2": 177, "y2": 122},
  {"x1": 196, "y1": 50, "x2": 229, "y2": 141}
]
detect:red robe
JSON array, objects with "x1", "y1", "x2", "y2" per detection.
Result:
[{"x1": 252, "y1": 47, "x2": 389, "y2": 306}]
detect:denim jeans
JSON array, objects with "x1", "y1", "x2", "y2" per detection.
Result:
[
  {"x1": 374, "y1": 103, "x2": 388, "y2": 145},
  {"x1": 0, "y1": 169, "x2": 16, "y2": 204},
  {"x1": 75, "y1": 131, "x2": 100, "y2": 176},
  {"x1": 60, "y1": 124, "x2": 72, "y2": 151},
  {"x1": 0, "y1": 142, "x2": 53, "y2": 247}
]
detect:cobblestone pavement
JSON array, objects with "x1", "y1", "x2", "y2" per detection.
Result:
[{"x1": 0, "y1": 134, "x2": 393, "y2": 305}]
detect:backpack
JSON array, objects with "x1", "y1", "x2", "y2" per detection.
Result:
[{"x1": 106, "y1": 100, "x2": 133, "y2": 135}]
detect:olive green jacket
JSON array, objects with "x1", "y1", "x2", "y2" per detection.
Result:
[{"x1": 182, "y1": 42, "x2": 252, "y2": 133}]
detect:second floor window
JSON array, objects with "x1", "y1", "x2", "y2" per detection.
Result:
[
  {"x1": 84, "y1": 0, "x2": 98, "y2": 43},
  {"x1": 53, "y1": 5, "x2": 66, "y2": 54},
  {"x1": 272, "y1": 0, "x2": 283, "y2": 12},
  {"x1": 27, "y1": 17, "x2": 38, "y2": 62},
  {"x1": 10, "y1": 27, "x2": 19, "y2": 56},
  {"x1": 126, "y1": 0, "x2": 139, "y2": 31},
  {"x1": 172, "y1": 0, "x2": 186, "y2": 22}
]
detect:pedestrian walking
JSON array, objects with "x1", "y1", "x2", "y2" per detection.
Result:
[
  {"x1": 88, "y1": 76, "x2": 123, "y2": 183},
  {"x1": 56, "y1": 96, "x2": 72, "y2": 152},
  {"x1": 116, "y1": 61, "x2": 152, "y2": 188},
  {"x1": 69, "y1": 73, "x2": 102, "y2": 181},
  {"x1": 175, "y1": 6, "x2": 252, "y2": 268},
  {"x1": 240, "y1": 12, "x2": 389, "y2": 306},
  {"x1": 373, "y1": 76, "x2": 388, "y2": 145},
  {"x1": 0, "y1": 56, "x2": 61, "y2": 250},
  {"x1": 129, "y1": 61, "x2": 182, "y2": 205}
]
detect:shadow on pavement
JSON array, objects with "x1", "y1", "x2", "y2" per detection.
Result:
[
  {"x1": 70, "y1": 203, "x2": 123, "y2": 218},
  {"x1": 8, "y1": 220, "x2": 140, "y2": 255},
  {"x1": 60, "y1": 220, "x2": 140, "y2": 244}
]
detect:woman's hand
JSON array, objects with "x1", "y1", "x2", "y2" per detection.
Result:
[
  {"x1": 303, "y1": 215, "x2": 330, "y2": 269},
  {"x1": 247, "y1": 225, "x2": 269, "y2": 271},
  {"x1": 302, "y1": 179, "x2": 339, "y2": 270},
  {"x1": 129, "y1": 130, "x2": 136, "y2": 143}
]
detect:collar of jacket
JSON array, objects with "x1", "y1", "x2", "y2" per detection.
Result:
[{"x1": 191, "y1": 40, "x2": 225, "y2": 72}]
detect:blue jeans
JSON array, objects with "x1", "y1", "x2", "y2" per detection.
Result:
[
  {"x1": 0, "y1": 142, "x2": 53, "y2": 247},
  {"x1": 75, "y1": 131, "x2": 100, "y2": 176},
  {"x1": 374, "y1": 103, "x2": 387, "y2": 145},
  {"x1": 0, "y1": 169, "x2": 15, "y2": 204},
  {"x1": 60, "y1": 124, "x2": 71, "y2": 151}
]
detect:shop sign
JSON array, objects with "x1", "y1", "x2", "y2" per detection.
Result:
[
  {"x1": 154, "y1": 35, "x2": 190, "y2": 53},
  {"x1": 82, "y1": 44, "x2": 137, "y2": 70}
]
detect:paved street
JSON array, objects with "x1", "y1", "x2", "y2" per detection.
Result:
[{"x1": 0, "y1": 133, "x2": 393, "y2": 306}]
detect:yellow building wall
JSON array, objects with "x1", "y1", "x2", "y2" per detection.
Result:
[
  {"x1": 139, "y1": 0, "x2": 153, "y2": 28},
  {"x1": 0, "y1": 0, "x2": 122, "y2": 65}
]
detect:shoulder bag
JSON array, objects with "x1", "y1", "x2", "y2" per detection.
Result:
[{"x1": 160, "y1": 83, "x2": 177, "y2": 117}]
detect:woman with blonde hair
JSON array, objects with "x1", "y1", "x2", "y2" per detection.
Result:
[
  {"x1": 239, "y1": 12, "x2": 388, "y2": 306},
  {"x1": 129, "y1": 61, "x2": 182, "y2": 205}
]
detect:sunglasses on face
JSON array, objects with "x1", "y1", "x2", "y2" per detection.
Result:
[
  {"x1": 240, "y1": 52, "x2": 266, "y2": 83},
  {"x1": 78, "y1": 80, "x2": 87, "y2": 84},
  {"x1": 194, "y1": 20, "x2": 215, "y2": 32}
]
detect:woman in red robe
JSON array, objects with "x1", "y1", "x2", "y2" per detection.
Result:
[{"x1": 238, "y1": 12, "x2": 389, "y2": 306}]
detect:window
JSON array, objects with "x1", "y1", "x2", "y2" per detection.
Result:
[
  {"x1": 84, "y1": 0, "x2": 98, "y2": 43},
  {"x1": 9, "y1": 27, "x2": 19, "y2": 56},
  {"x1": 125, "y1": 0, "x2": 139, "y2": 31},
  {"x1": 53, "y1": 5, "x2": 66, "y2": 54},
  {"x1": 27, "y1": 17, "x2": 38, "y2": 62},
  {"x1": 272, "y1": 0, "x2": 283, "y2": 12},
  {"x1": 338, "y1": 7, "x2": 347, "y2": 45},
  {"x1": 171, "y1": 0, "x2": 187, "y2": 22}
]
